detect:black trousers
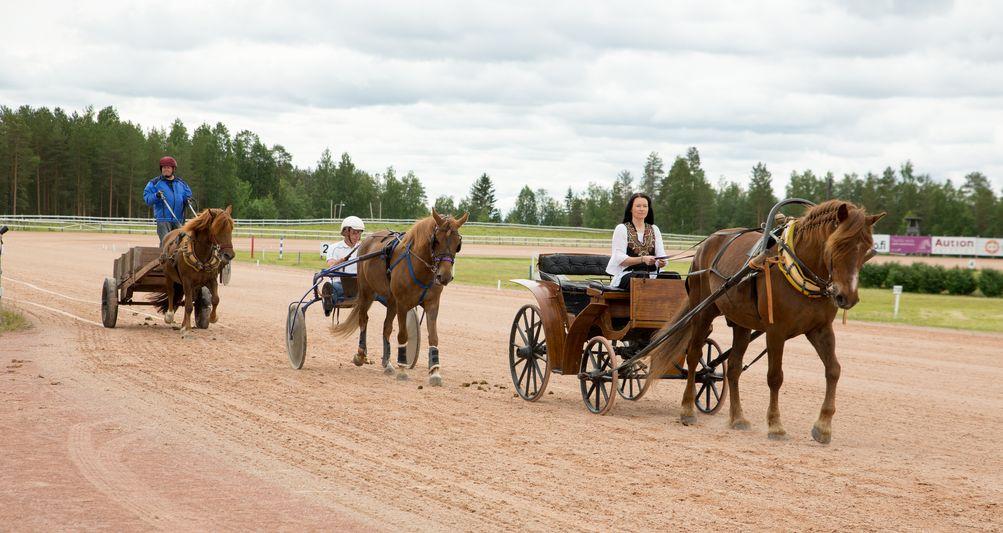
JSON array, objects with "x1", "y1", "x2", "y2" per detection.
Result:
[{"x1": 157, "y1": 221, "x2": 182, "y2": 245}]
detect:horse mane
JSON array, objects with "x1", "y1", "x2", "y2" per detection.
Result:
[
  {"x1": 794, "y1": 199, "x2": 869, "y2": 261},
  {"x1": 183, "y1": 208, "x2": 234, "y2": 236},
  {"x1": 401, "y1": 215, "x2": 440, "y2": 249}
]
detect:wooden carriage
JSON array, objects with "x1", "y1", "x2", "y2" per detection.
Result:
[{"x1": 509, "y1": 253, "x2": 727, "y2": 415}]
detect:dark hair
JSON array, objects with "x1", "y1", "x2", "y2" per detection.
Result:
[{"x1": 622, "y1": 193, "x2": 654, "y2": 224}]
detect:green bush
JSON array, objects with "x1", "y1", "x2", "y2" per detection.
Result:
[
  {"x1": 885, "y1": 264, "x2": 918, "y2": 293},
  {"x1": 859, "y1": 263, "x2": 889, "y2": 288},
  {"x1": 911, "y1": 263, "x2": 947, "y2": 294},
  {"x1": 944, "y1": 268, "x2": 977, "y2": 295},
  {"x1": 978, "y1": 268, "x2": 1003, "y2": 298}
]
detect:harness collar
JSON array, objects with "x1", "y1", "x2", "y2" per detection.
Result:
[{"x1": 776, "y1": 220, "x2": 834, "y2": 298}]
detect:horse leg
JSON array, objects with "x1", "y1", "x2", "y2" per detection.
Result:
[
  {"x1": 424, "y1": 301, "x2": 442, "y2": 386},
  {"x1": 164, "y1": 280, "x2": 176, "y2": 324},
  {"x1": 679, "y1": 313, "x2": 714, "y2": 426},
  {"x1": 394, "y1": 307, "x2": 410, "y2": 381},
  {"x1": 208, "y1": 277, "x2": 220, "y2": 323},
  {"x1": 805, "y1": 325, "x2": 839, "y2": 444},
  {"x1": 380, "y1": 300, "x2": 397, "y2": 373},
  {"x1": 180, "y1": 279, "x2": 195, "y2": 338},
  {"x1": 765, "y1": 330, "x2": 787, "y2": 440},
  {"x1": 354, "y1": 297, "x2": 374, "y2": 367},
  {"x1": 727, "y1": 326, "x2": 753, "y2": 430}
]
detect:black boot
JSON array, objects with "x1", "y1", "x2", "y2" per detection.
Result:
[{"x1": 321, "y1": 281, "x2": 335, "y2": 317}]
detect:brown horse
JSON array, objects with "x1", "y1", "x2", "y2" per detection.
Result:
[
  {"x1": 332, "y1": 209, "x2": 467, "y2": 385},
  {"x1": 152, "y1": 206, "x2": 236, "y2": 337},
  {"x1": 646, "y1": 200, "x2": 884, "y2": 443}
]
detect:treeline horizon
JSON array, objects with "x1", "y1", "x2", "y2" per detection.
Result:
[{"x1": 2, "y1": 104, "x2": 1001, "y2": 237}]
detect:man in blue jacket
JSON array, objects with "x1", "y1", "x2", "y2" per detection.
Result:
[{"x1": 143, "y1": 156, "x2": 193, "y2": 244}]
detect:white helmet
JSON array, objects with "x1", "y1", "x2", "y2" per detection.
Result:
[{"x1": 341, "y1": 216, "x2": 365, "y2": 232}]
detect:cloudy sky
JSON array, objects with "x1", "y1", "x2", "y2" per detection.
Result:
[{"x1": 3, "y1": 0, "x2": 1002, "y2": 210}]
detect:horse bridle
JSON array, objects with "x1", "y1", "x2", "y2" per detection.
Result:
[{"x1": 413, "y1": 221, "x2": 461, "y2": 277}]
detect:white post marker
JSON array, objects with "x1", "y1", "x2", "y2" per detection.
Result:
[
  {"x1": 497, "y1": 279, "x2": 501, "y2": 290},
  {"x1": 892, "y1": 285, "x2": 903, "y2": 319},
  {"x1": 279, "y1": 236, "x2": 284, "y2": 260}
]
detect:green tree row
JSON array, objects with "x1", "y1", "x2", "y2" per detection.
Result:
[
  {"x1": 3, "y1": 105, "x2": 1001, "y2": 236},
  {"x1": 0, "y1": 105, "x2": 428, "y2": 220}
]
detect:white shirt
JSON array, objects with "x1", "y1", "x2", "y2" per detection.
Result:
[
  {"x1": 325, "y1": 240, "x2": 359, "y2": 275},
  {"x1": 606, "y1": 223, "x2": 666, "y2": 287}
]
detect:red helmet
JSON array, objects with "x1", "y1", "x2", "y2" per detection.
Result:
[{"x1": 159, "y1": 156, "x2": 177, "y2": 169}]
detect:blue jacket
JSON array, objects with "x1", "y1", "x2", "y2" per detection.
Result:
[{"x1": 143, "y1": 175, "x2": 193, "y2": 223}]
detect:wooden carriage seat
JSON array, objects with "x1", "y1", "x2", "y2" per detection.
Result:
[
  {"x1": 537, "y1": 254, "x2": 612, "y2": 315},
  {"x1": 334, "y1": 276, "x2": 359, "y2": 308}
]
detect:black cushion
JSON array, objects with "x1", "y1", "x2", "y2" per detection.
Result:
[{"x1": 538, "y1": 254, "x2": 610, "y2": 277}]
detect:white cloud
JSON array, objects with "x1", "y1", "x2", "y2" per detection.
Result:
[{"x1": 2, "y1": 0, "x2": 1002, "y2": 211}]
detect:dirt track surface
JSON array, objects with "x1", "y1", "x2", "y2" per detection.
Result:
[{"x1": 2, "y1": 232, "x2": 1001, "y2": 531}]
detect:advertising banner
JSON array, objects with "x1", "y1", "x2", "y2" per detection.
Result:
[
  {"x1": 976, "y1": 237, "x2": 1002, "y2": 258},
  {"x1": 872, "y1": 234, "x2": 890, "y2": 253},
  {"x1": 931, "y1": 236, "x2": 978, "y2": 256},
  {"x1": 889, "y1": 235, "x2": 931, "y2": 254}
]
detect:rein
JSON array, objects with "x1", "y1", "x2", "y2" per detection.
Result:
[{"x1": 386, "y1": 220, "x2": 461, "y2": 305}]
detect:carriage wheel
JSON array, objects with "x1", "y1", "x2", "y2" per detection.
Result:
[
  {"x1": 580, "y1": 336, "x2": 618, "y2": 415},
  {"x1": 405, "y1": 308, "x2": 421, "y2": 369},
  {"x1": 101, "y1": 277, "x2": 118, "y2": 328},
  {"x1": 286, "y1": 303, "x2": 307, "y2": 369},
  {"x1": 694, "y1": 339, "x2": 728, "y2": 414},
  {"x1": 220, "y1": 262, "x2": 232, "y2": 286},
  {"x1": 194, "y1": 287, "x2": 212, "y2": 329},
  {"x1": 617, "y1": 353, "x2": 649, "y2": 401},
  {"x1": 509, "y1": 304, "x2": 550, "y2": 401}
]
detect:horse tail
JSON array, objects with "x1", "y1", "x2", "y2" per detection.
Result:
[
  {"x1": 329, "y1": 302, "x2": 362, "y2": 337},
  {"x1": 149, "y1": 282, "x2": 183, "y2": 314},
  {"x1": 641, "y1": 302, "x2": 694, "y2": 394}
]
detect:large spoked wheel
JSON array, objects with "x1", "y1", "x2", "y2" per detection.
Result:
[
  {"x1": 194, "y1": 286, "x2": 212, "y2": 329},
  {"x1": 405, "y1": 308, "x2": 421, "y2": 369},
  {"x1": 694, "y1": 339, "x2": 728, "y2": 414},
  {"x1": 101, "y1": 277, "x2": 118, "y2": 328},
  {"x1": 286, "y1": 303, "x2": 307, "y2": 370},
  {"x1": 617, "y1": 354, "x2": 648, "y2": 401},
  {"x1": 579, "y1": 336, "x2": 618, "y2": 415},
  {"x1": 509, "y1": 304, "x2": 550, "y2": 401}
]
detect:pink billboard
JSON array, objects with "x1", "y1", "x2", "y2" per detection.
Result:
[{"x1": 889, "y1": 235, "x2": 932, "y2": 254}]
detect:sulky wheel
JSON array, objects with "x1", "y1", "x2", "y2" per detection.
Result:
[
  {"x1": 694, "y1": 339, "x2": 728, "y2": 414},
  {"x1": 194, "y1": 286, "x2": 212, "y2": 329},
  {"x1": 286, "y1": 303, "x2": 307, "y2": 370},
  {"x1": 509, "y1": 304, "x2": 551, "y2": 401},
  {"x1": 405, "y1": 307, "x2": 421, "y2": 369},
  {"x1": 579, "y1": 336, "x2": 618, "y2": 415},
  {"x1": 101, "y1": 277, "x2": 119, "y2": 328},
  {"x1": 220, "y1": 261, "x2": 232, "y2": 286}
]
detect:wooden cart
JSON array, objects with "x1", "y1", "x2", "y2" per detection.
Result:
[
  {"x1": 101, "y1": 246, "x2": 213, "y2": 329},
  {"x1": 509, "y1": 253, "x2": 728, "y2": 415}
]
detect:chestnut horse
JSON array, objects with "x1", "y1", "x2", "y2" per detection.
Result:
[
  {"x1": 332, "y1": 209, "x2": 467, "y2": 385},
  {"x1": 152, "y1": 206, "x2": 235, "y2": 337},
  {"x1": 646, "y1": 200, "x2": 884, "y2": 443}
]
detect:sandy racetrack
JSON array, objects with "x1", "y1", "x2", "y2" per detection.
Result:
[{"x1": 2, "y1": 232, "x2": 1001, "y2": 530}]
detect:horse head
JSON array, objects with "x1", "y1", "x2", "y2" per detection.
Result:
[
  {"x1": 208, "y1": 205, "x2": 236, "y2": 263},
  {"x1": 818, "y1": 202, "x2": 885, "y2": 310},
  {"x1": 428, "y1": 208, "x2": 468, "y2": 286}
]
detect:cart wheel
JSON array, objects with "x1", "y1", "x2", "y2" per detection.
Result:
[
  {"x1": 194, "y1": 287, "x2": 212, "y2": 329},
  {"x1": 101, "y1": 277, "x2": 118, "y2": 328},
  {"x1": 405, "y1": 308, "x2": 421, "y2": 369},
  {"x1": 694, "y1": 339, "x2": 728, "y2": 414},
  {"x1": 286, "y1": 303, "x2": 307, "y2": 369},
  {"x1": 580, "y1": 336, "x2": 618, "y2": 415},
  {"x1": 509, "y1": 304, "x2": 550, "y2": 401},
  {"x1": 220, "y1": 262, "x2": 232, "y2": 286},
  {"x1": 617, "y1": 355, "x2": 648, "y2": 401}
]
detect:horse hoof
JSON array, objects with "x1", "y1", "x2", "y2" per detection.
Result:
[
  {"x1": 383, "y1": 364, "x2": 396, "y2": 375},
  {"x1": 429, "y1": 374, "x2": 443, "y2": 387},
  {"x1": 730, "y1": 419, "x2": 751, "y2": 431},
  {"x1": 396, "y1": 371, "x2": 409, "y2": 381},
  {"x1": 767, "y1": 429, "x2": 788, "y2": 441},
  {"x1": 210, "y1": 315, "x2": 218, "y2": 324},
  {"x1": 164, "y1": 312, "x2": 174, "y2": 324},
  {"x1": 811, "y1": 425, "x2": 832, "y2": 444},
  {"x1": 680, "y1": 415, "x2": 697, "y2": 426},
  {"x1": 180, "y1": 328, "x2": 189, "y2": 339},
  {"x1": 353, "y1": 353, "x2": 367, "y2": 367}
]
